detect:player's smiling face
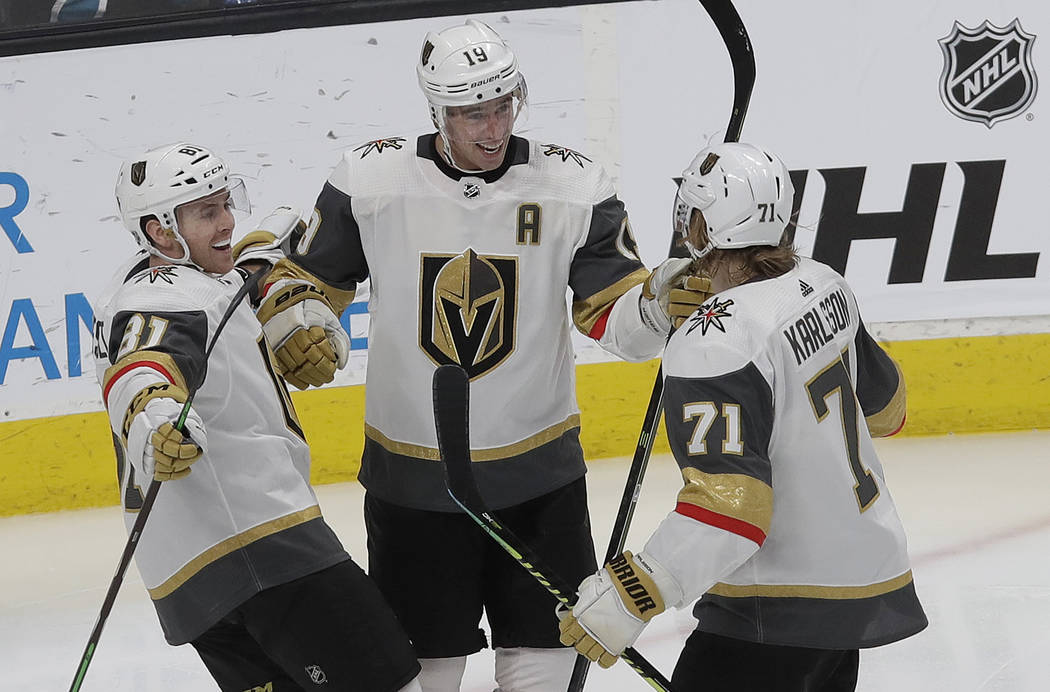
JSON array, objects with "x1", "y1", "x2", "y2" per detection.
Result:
[
  {"x1": 174, "y1": 190, "x2": 236, "y2": 274},
  {"x1": 443, "y1": 94, "x2": 515, "y2": 171}
]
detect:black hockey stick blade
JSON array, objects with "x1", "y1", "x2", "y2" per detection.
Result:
[
  {"x1": 432, "y1": 364, "x2": 487, "y2": 514},
  {"x1": 69, "y1": 266, "x2": 265, "y2": 692},
  {"x1": 432, "y1": 365, "x2": 675, "y2": 691}
]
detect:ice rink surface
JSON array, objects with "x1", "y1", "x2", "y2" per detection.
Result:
[{"x1": 3, "y1": 430, "x2": 1049, "y2": 691}]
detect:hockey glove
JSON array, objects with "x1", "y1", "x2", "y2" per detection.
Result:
[
  {"x1": 231, "y1": 205, "x2": 303, "y2": 269},
  {"x1": 558, "y1": 551, "x2": 676, "y2": 668},
  {"x1": 639, "y1": 258, "x2": 713, "y2": 333},
  {"x1": 126, "y1": 392, "x2": 207, "y2": 481},
  {"x1": 256, "y1": 279, "x2": 350, "y2": 389}
]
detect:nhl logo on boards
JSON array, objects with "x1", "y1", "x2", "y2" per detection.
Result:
[
  {"x1": 304, "y1": 664, "x2": 327, "y2": 684},
  {"x1": 938, "y1": 19, "x2": 1038, "y2": 128}
]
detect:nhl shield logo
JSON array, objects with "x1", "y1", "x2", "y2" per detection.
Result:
[{"x1": 939, "y1": 19, "x2": 1038, "y2": 128}]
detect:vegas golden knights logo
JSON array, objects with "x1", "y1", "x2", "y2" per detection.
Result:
[
  {"x1": 420, "y1": 249, "x2": 517, "y2": 378},
  {"x1": 130, "y1": 161, "x2": 147, "y2": 186}
]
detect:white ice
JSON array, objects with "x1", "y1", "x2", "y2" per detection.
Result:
[{"x1": 2, "y1": 431, "x2": 1049, "y2": 691}]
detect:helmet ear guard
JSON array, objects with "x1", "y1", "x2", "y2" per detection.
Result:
[{"x1": 674, "y1": 142, "x2": 794, "y2": 260}]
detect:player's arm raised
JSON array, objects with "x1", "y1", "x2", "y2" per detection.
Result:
[
  {"x1": 231, "y1": 204, "x2": 304, "y2": 295},
  {"x1": 568, "y1": 192, "x2": 711, "y2": 362},
  {"x1": 253, "y1": 168, "x2": 367, "y2": 389}
]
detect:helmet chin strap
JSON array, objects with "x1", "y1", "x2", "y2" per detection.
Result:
[
  {"x1": 436, "y1": 132, "x2": 490, "y2": 175},
  {"x1": 150, "y1": 224, "x2": 207, "y2": 272},
  {"x1": 686, "y1": 239, "x2": 716, "y2": 262}
]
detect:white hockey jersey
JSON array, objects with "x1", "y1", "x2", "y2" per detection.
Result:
[
  {"x1": 644, "y1": 256, "x2": 927, "y2": 649},
  {"x1": 92, "y1": 254, "x2": 347, "y2": 644},
  {"x1": 276, "y1": 134, "x2": 654, "y2": 511}
]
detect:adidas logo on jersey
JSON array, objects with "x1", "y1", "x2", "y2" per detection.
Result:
[{"x1": 799, "y1": 279, "x2": 814, "y2": 297}]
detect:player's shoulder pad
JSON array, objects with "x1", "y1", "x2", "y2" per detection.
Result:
[
  {"x1": 666, "y1": 291, "x2": 768, "y2": 378},
  {"x1": 115, "y1": 264, "x2": 225, "y2": 312},
  {"x1": 797, "y1": 256, "x2": 852, "y2": 293},
  {"x1": 528, "y1": 140, "x2": 614, "y2": 201},
  {"x1": 330, "y1": 136, "x2": 413, "y2": 195},
  {"x1": 348, "y1": 136, "x2": 411, "y2": 161},
  {"x1": 790, "y1": 257, "x2": 860, "y2": 317}
]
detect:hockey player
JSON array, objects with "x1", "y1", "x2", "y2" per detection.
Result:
[
  {"x1": 93, "y1": 142, "x2": 422, "y2": 692},
  {"x1": 255, "y1": 19, "x2": 710, "y2": 692},
  {"x1": 559, "y1": 142, "x2": 929, "y2": 691}
]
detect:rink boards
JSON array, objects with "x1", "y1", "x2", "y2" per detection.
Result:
[
  {"x1": 2, "y1": 0, "x2": 1049, "y2": 515},
  {"x1": 3, "y1": 327, "x2": 1049, "y2": 516}
]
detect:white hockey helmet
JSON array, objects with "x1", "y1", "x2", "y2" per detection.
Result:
[
  {"x1": 417, "y1": 19, "x2": 528, "y2": 166},
  {"x1": 673, "y1": 142, "x2": 794, "y2": 260},
  {"x1": 115, "y1": 142, "x2": 249, "y2": 265}
]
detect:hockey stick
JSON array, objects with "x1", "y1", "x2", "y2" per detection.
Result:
[
  {"x1": 432, "y1": 364, "x2": 674, "y2": 692},
  {"x1": 69, "y1": 266, "x2": 265, "y2": 692},
  {"x1": 567, "y1": 2, "x2": 756, "y2": 689}
]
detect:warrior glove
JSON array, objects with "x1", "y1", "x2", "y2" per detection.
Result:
[
  {"x1": 639, "y1": 258, "x2": 713, "y2": 333},
  {"x1": 558, "y1": 551, "x2": 681, "y2": 668},
  {"x1": 257, "y1": 279, "x2": 350, "y2": 389},
  {"x1": 125, "y1": 390, "x2": 207, "y2": 481}
]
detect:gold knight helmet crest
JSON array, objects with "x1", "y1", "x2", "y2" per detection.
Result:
[{"x1": 420, "y1": 248, "x2": 518, "y2": 378}]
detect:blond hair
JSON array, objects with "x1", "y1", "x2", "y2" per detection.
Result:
[{"x1": 689, "y1": 209, "x2": 798, "y2": 282}]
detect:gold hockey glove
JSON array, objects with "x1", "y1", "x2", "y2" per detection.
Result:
[
  {"x1": 256, "y1": 279, "x2": 350, "y2": 389},
  {"x1": 668, "y1": 274, "x2": 713, "y2": 328},
  {"x1": 640, "y1": 258, "x2": 713, "y2": 332},
  {"x1": 151, "y1": 421, "x2": 203, "y2": 481},
  {"x1": 124, "y1": 389, "x2": 207, "y2": 482}
]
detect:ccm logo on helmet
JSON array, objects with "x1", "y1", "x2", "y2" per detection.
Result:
[{"x1": 202, "y1": 164, "x2": 225, "y2": 179}]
